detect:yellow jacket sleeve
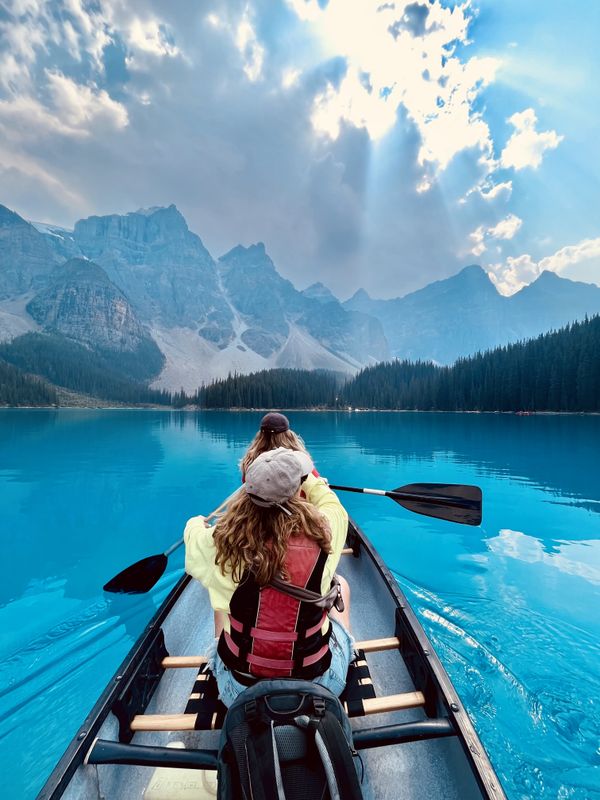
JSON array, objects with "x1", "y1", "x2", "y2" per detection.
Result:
[
  {"x1": 301, "y1": 474, "x2": 348, "y2": 594},
  {"x1": 184, "y1": 515, "x2": 236, "y2": 613}
]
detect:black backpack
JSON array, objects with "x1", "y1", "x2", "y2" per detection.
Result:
[{"x1": 217, "y1": 679, "x2": 364, "y2": 800}]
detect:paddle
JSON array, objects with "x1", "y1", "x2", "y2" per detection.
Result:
[
  {"x1": 103, "y1": 489, "x2": 240, "y2": 594},
  {"x1": 328, "y1": 482, "x2": 482, "y2": 526}
]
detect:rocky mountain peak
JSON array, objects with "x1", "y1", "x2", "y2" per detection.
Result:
[
  {"x1": 219, "y1": 242, "x2": 272, "y2": 272},
  {"x1": 0, "y1": 204, "x2": 26, "y2": 227},
  {"x1": 71, "y1": 205, "x2": 225, "y2": 329},
  {"x1": 0, "y1": 204, "x2": 59, "y2": 299},
  {"x1": 25, "y1": 256, "x2": 155, "y2": 354},
  {"x1": 349, "y1": 288, "x2": 371, "y2": 302},
  {"x1": 302, "y1": 282, "x2": 338, "y2": 304}
]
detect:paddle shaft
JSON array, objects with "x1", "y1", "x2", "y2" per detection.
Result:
[{"x1": 328, "y1": 484, "x2": 480, "y2": 511}]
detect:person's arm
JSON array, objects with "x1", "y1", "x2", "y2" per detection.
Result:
[
  {"x1": 301, "y1": 474, "x2": 348, "y2": 564},
  {"x1": 301, "y1": 473, "x2": 348, "y2": 599},
  {"x1": 184, "y1": 516, "x2": 236, "y2": 614}
]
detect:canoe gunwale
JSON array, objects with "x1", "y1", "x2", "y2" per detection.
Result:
[
  {"x1": 35, "y1": 574, "x2": 193, "y2": 800},
  {"x1": 347, "y1": 519, "x2": 507, "y2": 800}
]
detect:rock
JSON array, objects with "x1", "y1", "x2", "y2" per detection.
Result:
[
  {"x1": 0, "y1": 205, "x2": 58, "y2": 299},
  {"x1": 26, "y1": 258, "x2": 156, "y2": 354}
]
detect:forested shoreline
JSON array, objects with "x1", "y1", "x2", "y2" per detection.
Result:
[
  {"x1": 2, "y1": 316, "x2": 599, "y2": 411},
  {"x1": 195, "y1": 316, "x2": 600, "y2": 412}
]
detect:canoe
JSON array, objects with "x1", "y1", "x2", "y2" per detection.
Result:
[{"x1": 37, "y1": 518, "x2": 507, "y2": 800}]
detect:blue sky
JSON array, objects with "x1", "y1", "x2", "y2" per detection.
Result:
[{"x1": 0, "y1": 0, "x2": 598, "y2": 298}]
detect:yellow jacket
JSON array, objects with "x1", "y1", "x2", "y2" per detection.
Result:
[{"x1": 184, "y1": 474, "x2": 348, "y2": 623}]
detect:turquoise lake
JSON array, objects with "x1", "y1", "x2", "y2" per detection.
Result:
[{"x1": 0, "y1": 409, "x2": 599, "y2": 799}]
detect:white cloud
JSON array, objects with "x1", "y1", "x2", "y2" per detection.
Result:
[
  {"x1": 0, "y1": 94, "x2": 85, "y2": 139},
  {"x1": 500, "y1": 108, "x2": 563, "y2": 170},
  {"x1": 488, "y1": 213, "x2": 522, "y2": 240},
  {"x1": 0, "y1": 72, "x2": 128, "y2": 141},
  {"x1": 63, "y1": 0, "x2": 114, "y2": 68},
  {"x1": 285, "y1": 0, "x2": 322, "y2": 23},
  {"x1": 479, "y1": 180, "x2": 512, "y2": 201},
  {"x1": 468, "y1": 213, "x2": 522, "y2": 257},
  {"x1": 46, "y1": 71, "x2": 128, "y2": 131},
  {"x1": 469, "y1": 225, "x2": 486, "y2": 256},
  {"x1": 297, "y1": 0, "x2": 500, "y2": 179},
  {"x1": 282, "y1": 67, "x2": 301, "y2": 89},
  {"x1": 0, "y1": 1, "x2": 49, "y2": 90},
  {"x1": 236, "y1": 8, "x2": 264, "y2": 82},
  {"x1": 127, "y1": 18, "x2": 180, "y2": 59},
  {"x1": 312, "y1": 68, "x2": 397, "y2": 140},
  {"x1": 489, "y1": 236, "x2": 600, "y2": 294}
]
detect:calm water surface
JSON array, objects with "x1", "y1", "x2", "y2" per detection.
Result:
[{"x1": 0, "y1": 410, "x2": 598, "y2": 799}]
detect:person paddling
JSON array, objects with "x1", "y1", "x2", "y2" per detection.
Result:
[
  {"x1": 184, "y1": 447, "x2": 352, "y2": 706},
  {"x1": 240, "y1": 411, "x2": 318, "y2": 480}
]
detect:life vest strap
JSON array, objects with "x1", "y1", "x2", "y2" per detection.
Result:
[
  {"x1": 224, "y1": 631, "x2": 329, "y2": 671},
  {"x1": 228, "y1": 612, "x2": 326, "y2": 643}
]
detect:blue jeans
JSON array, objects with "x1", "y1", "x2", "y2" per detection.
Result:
[{"x1": 209, "y1": 619, "x2": 355, "y2": 707}]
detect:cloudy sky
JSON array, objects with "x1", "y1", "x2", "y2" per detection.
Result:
[{"x1": 1, "y1": 0, "x2": 599, "y2": 298}]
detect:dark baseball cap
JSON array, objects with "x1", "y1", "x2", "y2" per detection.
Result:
[{"x1": 260, "y1": 412, "x2": 290, "y2": 433}]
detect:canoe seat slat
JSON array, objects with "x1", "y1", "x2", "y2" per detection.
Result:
[
  {"x1": 163, "y1": 656, "x2": 208, "y2": 669},
  {"x1": 354, "y1": 637, "x2": 400, "y2": 653},
  {"x1": 184, "y1": 664, "x2": 227, "y2": 730},
  {"x1": 341, "y1": 648, "x2": 377, "y2": 717}
]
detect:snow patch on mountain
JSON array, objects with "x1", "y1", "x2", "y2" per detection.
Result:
[
  {"x1": 30, "y1": 222, "x2": 73, "y2": 239},
  {"x1": 0, "y1": 295, "x2": 40, "y2": 342},
  {"x1": 275, "y1": 324, "x2": 361, "y2": 372},
  {"x1": 150, "y1": 323, "x2": 358, "y2": 392}
]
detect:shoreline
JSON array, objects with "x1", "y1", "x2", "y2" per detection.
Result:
[{"x1": 1, "y1": 405, "x2": 598, "y2": 416}]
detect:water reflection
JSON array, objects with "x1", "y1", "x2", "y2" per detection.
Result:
[
  {"x1": 0, "y1": 410, "x2": 166, "y2": 604},
  {"x1": 178, "y1": 412, "x2": 600, "y2": 515},
  {"x1": 487, "y1": 529, "x2": 600, "y2": 586}
]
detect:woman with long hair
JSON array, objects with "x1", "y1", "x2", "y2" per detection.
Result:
[
  {"x1": 240, "y1": 411, "x2": 316, "y2": 480},
  {"x1": 184, "y1": 447, "x2": 352, "y2": 706}
]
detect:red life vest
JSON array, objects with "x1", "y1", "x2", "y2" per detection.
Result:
[{"x1": 217, "y1": 536, "x2": 332, "y2": 681}]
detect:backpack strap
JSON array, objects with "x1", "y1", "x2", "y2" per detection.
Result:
[
  {"x1": 314, "y1": 710, "x2": 364, "y2": 800},
  {"x1": 244, "y1": 718, "x2": 287, "y2": 800}
]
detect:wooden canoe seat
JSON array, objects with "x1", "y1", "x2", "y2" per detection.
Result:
[
  {"x1": 131, "y1": 691, "x2": 425, "y2": 732},
  {"x1": 132, "y1": 638, "x2": 418, "y2": 733}
]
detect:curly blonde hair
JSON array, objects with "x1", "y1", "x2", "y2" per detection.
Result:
[
  {"x1": 213, "y1": 492, "x2": 331, "y2": 586},
  {"x1": 240, "y1": 429, "x2": 311, "y2": 479}
]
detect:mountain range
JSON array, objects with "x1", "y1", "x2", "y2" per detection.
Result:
[
  {"x1": 344, "y1": 264, "x2": 600, "y2": 364},
  {"x1": 0, "y1": 201, "x2": 598, "y2": 392}
]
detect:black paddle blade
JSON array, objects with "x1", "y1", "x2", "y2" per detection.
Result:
[
  {"x1": 103, "y1": 554, "x2": 168, "y2": 594},
  {"x1": 390, "y1": 483, "x2": 482, "y2": 526}
]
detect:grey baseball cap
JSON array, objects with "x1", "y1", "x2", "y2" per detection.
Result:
[{"x1": 245, "y1": 447, "x2": 314, "y2": 510}]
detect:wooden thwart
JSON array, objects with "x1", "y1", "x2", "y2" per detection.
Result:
[
  {"x1": 162, "y1": 655, "x2": 208, "y2": 669},
  {"x1": 354, "y1": 637, "x2": 400, "y2": 653},
  {"x1": 347, "y1": 691, "x2": 424, "y2": 715},
  {"x1": 130, "y1": 689, "x2": 425, "y2": 731}
]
